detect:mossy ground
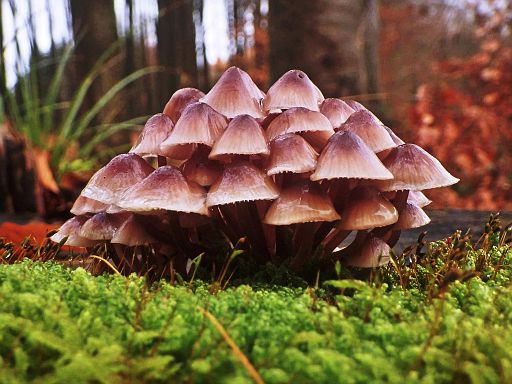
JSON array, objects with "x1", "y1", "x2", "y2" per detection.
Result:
[{"x1": 0, "y1": 218, "x2": 511, "y2": 383}]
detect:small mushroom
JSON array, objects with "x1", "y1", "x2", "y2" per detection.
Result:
[
  {"x1": 263, "y1": 69, "x2": 324, "y2": 111},
  {"x1": 130, "y1": 113, "x2": 174, "y2": 158},
  {"x1": 393, "y1": 202, "x2": 431, "y2": 230},
  {"x1": 209, "y1": 114, "x2": 269, "y2": 161},
  {"x1": 320, "y1": 98, "x2": 355, "y2": 129},
  {"x1": 117, "y1": 166, "x2": 209, "y2": 216},
  {"x1": 339, "y1": 110, "x2": 396, "y2": 153},
  {"x1": 339, "y1": 187, "x2": 398, "y2": 230},
  {"x1": 310, "y1": 131, "x2": 393, "y2": 181},
  {"x1": 80, "y1": 153, "x2": 154, "y2": 206},
  {"x1": 200, "y1": 66, "x2": 265, "y2": 118},
  {"x1": 160, "y1": 102, "x2": 228, "y2": 149},
  {"x1": 163, "y1": 87, "x2": 205, "y2": 123},
  {"x1": 207, "y1": 162, "x2": 279, "y2": 207},
  {"x1": 266, "y1": 134, "x2": 318, "y2": 176},
  {"x1": 344, "y1": 233, "x2": 391, "y2": 268},
  {"x1": 264, "y1": 181, "x2": 340, "y2": 225},
  {"x1": 50, "y1": 216, "x2": 98, "y2": 247},
  {"x1": 375, "y1": 144, "x2": 459, "y2": 192}
]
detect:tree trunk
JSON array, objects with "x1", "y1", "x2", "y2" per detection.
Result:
[
  {"x1": 69, "y1": 0, "x2": 120, "y2": 121},
  {"x1": 268, "y1": 0, "x2": 380, "y2": 99},
  {"x1": 156, "y1": 0, "x2": 198, "y2": 106},
  {"x1": 0, "y1": 0, "x2": 7, "y2": 107}
]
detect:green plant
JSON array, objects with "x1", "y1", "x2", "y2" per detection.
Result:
[{"x1": 4, "y1": 42, "x2": 160, "y2": 179}]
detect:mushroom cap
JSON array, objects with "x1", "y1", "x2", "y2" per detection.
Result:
[
  {"x1": 200, "y1": 66, "x2": 265, "y2": 118},
  {"x1": 80, "y1": 153, "x2": 154, "y2": 205},
  {"x1": 70, "y1": 195, "x2": 108, "y2": 216},
  {"x1": 79, "y1": 212, "x2": 130, "y2": 241},
  {"x1": 50, "y1": 216, "x2": 98, "y2": 247},
  {"x1": 344, "y1": 99, "x2": 366, "y2": 112},
  {"x1": 264, "y1": 182, "x2": 340, "y2": 225},
  {"x1": 266, "y1": 133, "x2": 318, "y2": 175},
  {"x1": 383, "y1": 125, "x2": 405, "y2": 146},
  {"x1": 393, "y1": 202, "x2": 431, "y2": 230},
  {"x1": 320, "y1": 98, "x2": 355, "y2": 129},
  {"x1": 182, "y1": 152, "x2": 222, "y2": 187},
  {"x1": 339, "y1": 187, "x2": 398, "y2": 230},
  {"x1": 344, "y1": 233, "x2": 391, "y2": 268},
  {"x1": 160, "y1": 102, "x2": 228, "y2": 148},
  {"x1": 130, "y1": 113, "x2": 174, "y2": 157},
  {"x1": 266, "y1": 107, "x2": 334, "y2": 143},
  {"x1": 310, "y1": 131, "x2": 394, "y2": 181},
  {"x1": 117, "y1": 166, "x2": 209, "y2": 215},
  {"x1": 158, "y1": 143, "x2": 197, "y2": 161},
  {"x1": 207, "y1": 162, "x2": 279, "y2": 206},
  {"x1": 209, "y1": 114, "x2": 269, "y2": 160},
  {"x1": 375, "y1": 144, "x2": 459, "y2": 191},
  {"x1": 408, "y1": 190, "x2": 432, "y2": 208},
  {"x1": 339, "y1": 110, "x2": 396, "y2": 153},
  {"x1": 163, "y1": 87, "x2": 205, "y2": 123},
  {"x1": 263, "y1": 69, "x2": 324, "y2": 111},
  {"x1": 111, "y1": 215, "x2": 157, "y2": 246}
]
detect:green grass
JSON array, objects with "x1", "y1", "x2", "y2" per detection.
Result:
[{"x1": 1, "y1": 225, "x2": 512, "y2": 383}]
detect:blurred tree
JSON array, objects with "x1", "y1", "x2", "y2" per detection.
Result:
[
  {"x1": 268, "y1": 0, "x2": 379, "y2": 100},
  {"x1": 0, "y1": 0, "x2": 6, "y2": 104},
  {"x1": 156, "y1": 0, "x2": 198, "y2": 105},
  {"x1": 69, "y1": 0, "x2": 121, "y2": 120}
]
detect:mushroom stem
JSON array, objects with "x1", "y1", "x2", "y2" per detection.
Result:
[
  {"x1": 321, "y1": 223, "x2": 351, "y2": 257},
  {"x1": 255, "y1": 200, "x2": 277, "y2": 261},
  {"x1": 168, "y1": 211, "x2": 200, "y2": 259},
  {"x1": 236, "y1": 201, "x2": 270, "y2": 263},
  {"x1": 290, "y1": 222, "x2": 318, "y2": 270},
  {"x1": 331, "y1": 230, "x2": 368, "y2": 263},
  {"x1": 157, "y1": 155, "x2": 167, "y2": 167},
  {"x1": 210, "y1": 207, "x2": 238, "y2": 246},
  {"x1": 328, "y1": 178, "x2": 351, "y2": 207}
]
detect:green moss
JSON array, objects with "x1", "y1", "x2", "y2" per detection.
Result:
[{"x1": 0, "y1": 243, "x2": 511, "y2": 384}]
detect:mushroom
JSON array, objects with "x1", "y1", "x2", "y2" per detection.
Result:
[
  {"x1": 209, "y1": 114, "x2": 269, "y2": 161},
  {"x1": 50, "y1": 216, "x2": 98, "y2": 247},
  {"x1": 207, "y1": 162, "x2": 279, "y2": 207},
  {"x1": 111, "y1": 215, "x2": 158, "y2": 246},
  {"x1": 375, "y1": 144, "x2": 459, "y2": 192},
  {"x1": 393, "y1": 202, "x2": 431, "y2": 230},
  {"x1": 338, "y1": 110, "x2": 396, "y2": 153},
  {"x1": 320, "y1": 98, "x2": 355, "y2": 129},
  {"x1": 130, "y1": 113, "x2": 174, "y2": 158},
  {"x1": 160, "y1": 102, "x2": 228, "y2": 149},
  {"x1": 200, "y1": 66, "x2": 265, "y2": 118},
  {"x1": 79, "y1": 212, "x2": 130, "y2": 241},
  {"x1": 264, "y1": 181, "x2": 340, "y2": 226},
  {"x1": 263, "y1": 69, "x2": 324, "y2": 111},
  {"x1": 117, "y1": 166, "x2": 209, "y2": 216},
  {"x1": 70, "y1": 195, "x2": 108, "y2": 216},
  {"x1": 343, "y1": 233, "x2": 391, "y2": 268},
  {"x1": 338, "y1": 187, "x2": 398, "y2": 231},
  {"x1": 266, "y1": 134, "x2": 318, "y2": 176},
  {"x1": 310, "y1": 131, "x2": 393, "y2": 181},
  {"x1": 80, "y1": 153, "x2": 154, "y2": 206},
  {"x1": 163, "y1": 87, "x2": 205, "y2": 123}
]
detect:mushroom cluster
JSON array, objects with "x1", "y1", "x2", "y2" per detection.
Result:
[{"x1": 52, "y1": 67, "x2": 458, "y2": 272}]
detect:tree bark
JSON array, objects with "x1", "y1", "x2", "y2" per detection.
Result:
[
  {"x1": 268, "y1": 0, "x2": 380, "y2": 99},
  {"x1": 69, "y1": 0, "x2": 120, "y2": 120},
  {"x1": 156, "y1": 0, "x2": 198, "y2": 105}
]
